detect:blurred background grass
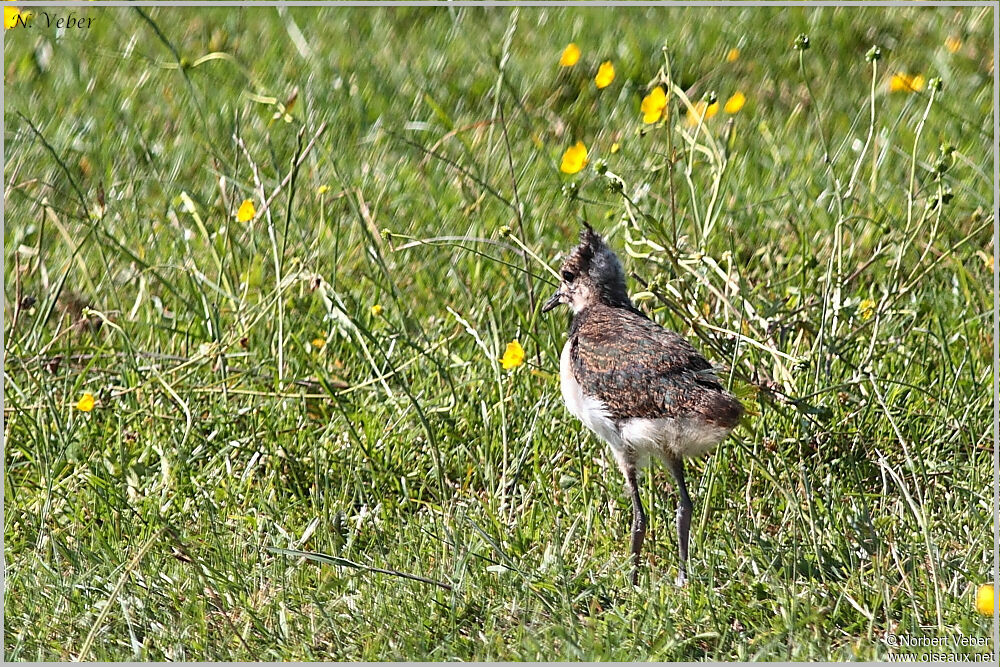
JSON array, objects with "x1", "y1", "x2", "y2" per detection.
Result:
[{"x1": 4, "y1": 4, "x2": 995, "y2": 661}]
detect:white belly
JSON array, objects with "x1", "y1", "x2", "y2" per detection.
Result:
[
  {"x1": 619, "y1": 415, "x2": 730, "y2": 460},
  {"x1": 559, "y1": 341, "x2": 730, "y2": 464}
]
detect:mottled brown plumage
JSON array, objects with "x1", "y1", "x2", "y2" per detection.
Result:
[
  {"x1": 544, "y1": 223, "x2": 743, "y2": 587},
  {"x1": 569, "y1": 305, "x2": 743, "y2": 427}
]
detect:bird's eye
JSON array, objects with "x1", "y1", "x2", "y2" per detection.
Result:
[{"x1": 561, "y1": 270, "x2": 575, "y2": 282}]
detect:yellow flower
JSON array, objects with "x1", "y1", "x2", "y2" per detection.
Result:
[
  {"x1": 500, "y1": 340, "x2": 525, "y2": 370},
  {"x1": 595, "y1": 61, "x2": 615, "y2": 89},
  {"x1": 559, "y1": 43, "x2": 581, "y2": 67},
  {"x1": 236, "y1": 199, "x2": 256, "y2": 222},
  {"x1": 726, "y1": 48, "x2": 741, "y2": 63},
  {"x1": 76, "y1": 393, "x2": 96, "y2": 412},
  {"x1": 5, "y1": 7, "x2": 26, "y2": 30},
  {"x1": 560, "y1": 141, "x2": 588, "y2": 174},
  {"x1": 724, "y1": 91, "x2": 746, "y2": 114},
  {"x1": 317, "y1": 184, "x2": 330, "y2": 195},
  {"x1": 640, "y1": 87, "x2": 667, "y2": 124},
  {"x1": 370, "y1": 304, "x2": 383, "y2": 316},
  {"x1": 610, "y1": 142, "x2": 621, "y2": 154},
  {"x1": 945, "y1": 35, "x2": 962, "y2": 54},
  {"x1": 859, "y1": 298, "x2": 876, "y2": 321},
  {"x1": 889, "y1": 73, "x2": 926, "y2": 93},
  {"x1": 975, "y1": 584, "x2": 994, "y2": 615},
  {"x1": 311, "y1": 336, "x2": 326, "y2": 349},
  {"x1": 686, "y1": 99, "x2": 719, "y2": 126}
]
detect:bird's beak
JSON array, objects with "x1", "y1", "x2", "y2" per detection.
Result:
[{"x1": 541, "y1": 290, "x2": 562, "y2": 313}]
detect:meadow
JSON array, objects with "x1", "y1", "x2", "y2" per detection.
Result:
[{"x1": 3, "y1": 4, "x2": 995, "y2": 661}]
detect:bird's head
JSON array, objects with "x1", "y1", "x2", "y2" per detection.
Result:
[{"x1": 542, "y1": 223, "x2": 633, "y2": 314}]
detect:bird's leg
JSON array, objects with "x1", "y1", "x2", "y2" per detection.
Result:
[
  {"x1": 623, "y1": 463, "x2": 646, "y2": 586},
  {"x1": 667, "y1": 457, "x2": 693, "y2": 587}
]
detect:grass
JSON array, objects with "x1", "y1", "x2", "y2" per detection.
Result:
[{"x1": 3, "y1": 4, "x2": 995, "y2": 661}]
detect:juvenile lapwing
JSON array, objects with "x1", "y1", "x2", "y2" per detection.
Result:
[{"x1": 542, "y1": 224, "x2": 743, "y2": 586}]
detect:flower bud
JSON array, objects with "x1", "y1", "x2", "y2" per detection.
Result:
[
  {"x1": 794, "y1": 34, "x2": 810, "y2": 51},
  {"x1": 928, "y1": 185, "x2": 954, "y2": 209},
  {"x1": 865, "y1": 45, "x2": 882, "y2": 63}
]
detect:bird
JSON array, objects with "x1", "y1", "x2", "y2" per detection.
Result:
[{"x1": 542, "y1": 223, "x2": 743, "y2": 586}]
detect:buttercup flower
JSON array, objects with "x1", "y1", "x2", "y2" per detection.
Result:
[
  {"x1": 640, "y1": 87, "x2": 667, "y2": 124},
  {"x1": 889, "y1": 73, "x2": 926, "y2": 93},
  {"x1": 236, "y1": 199, "x2": 256, "y2": 222},
  {"x1": 945, "y1": 35, "x2": 962, "y2": 54},
  {"x1": 500, "y1": 340, "x2": 525, "y2": 370},
  {"x1": 5, "y1": 7, "x2": 26, "y2": 30},
  {"x1": 560, "y1": 141, "x2": 589, "y2": 174},
  {"x1": 76, "y1": 393, "x2": 96, "y2": 412},
  {"x1": 595, "y1": 61, "x2": 615, "y2": 89},
  {"x1": 976, "y1": 584, "x2": 994, "y2": 615},
  {"x1": 370, "y1": 304, "x2": 383, "y2": 316},
  {"x1": 559, "y1": 43, "x2": 581, "y2": 67},
  {"x1": 726, "y1": 48, "x2": 741, "y2": 63},
  {"x1": 686, "y1": 99, "x2": 719, "y2": 126},
  {"x1": 724, "y1": 92, "x2": 746, "y2": 114},
  {"x1": 312, "y1": 336, "x2": 326, "y2": 349},
  {"x1": 858, "y1": 298, "x2": 876, "y2": 321}
]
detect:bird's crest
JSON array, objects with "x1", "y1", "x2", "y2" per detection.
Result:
[{"x1": 559, "y1": 223, "x2": 633, "y2": 310}]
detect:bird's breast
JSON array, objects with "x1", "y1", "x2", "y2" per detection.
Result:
[{"x1": 559, "y1": 339, "x2": 622, "y2": 449}]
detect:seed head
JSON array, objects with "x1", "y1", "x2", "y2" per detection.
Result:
[
  {"x1": 561, "y1": 181, "x2": 580, "y2": 199},
  {"x1": 647, "y1": 274, "x2": 667, "y2": 293}
]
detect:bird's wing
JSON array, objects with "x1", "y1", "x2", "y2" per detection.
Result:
[{"x1": 570, "y1": 306, "x2": 741, "y2": 425}]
